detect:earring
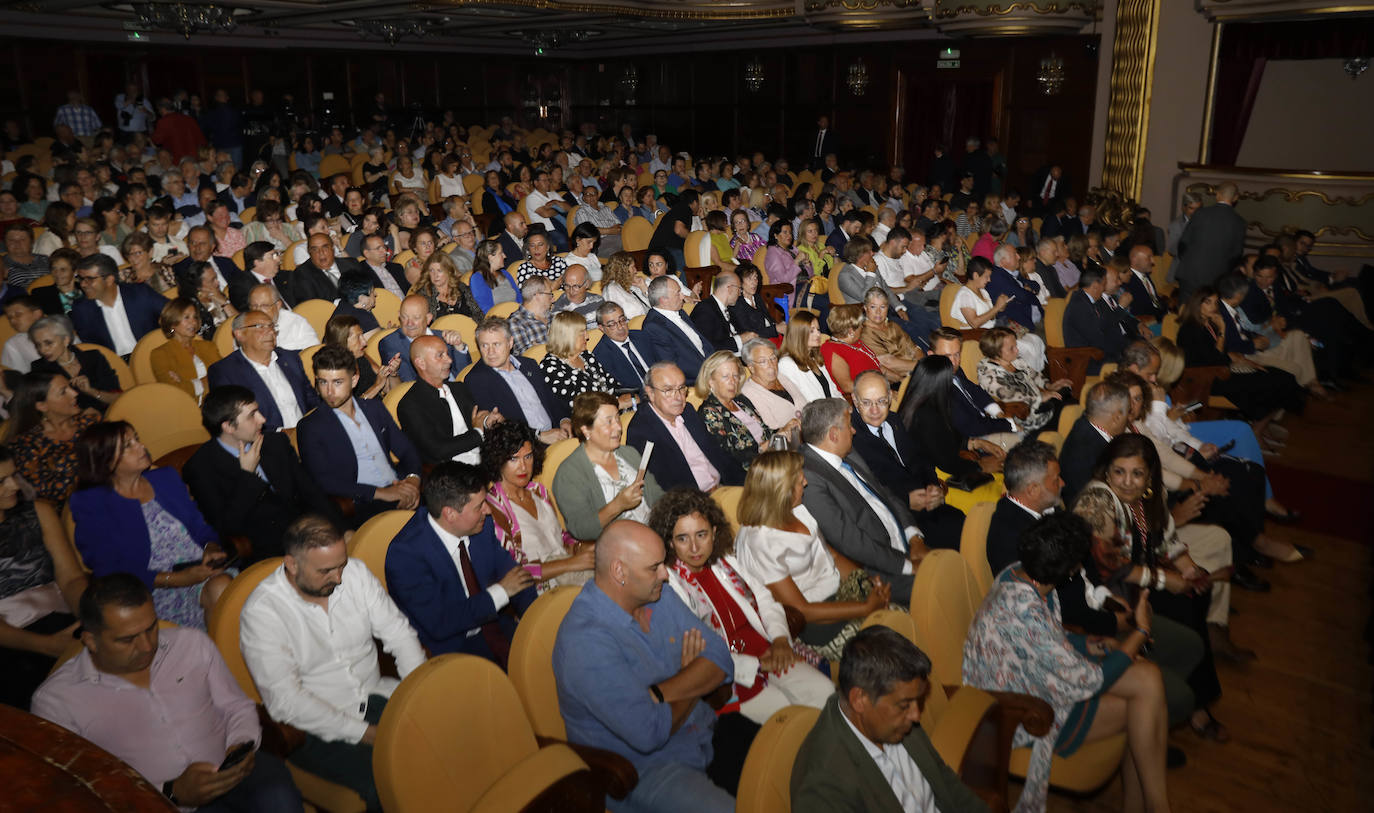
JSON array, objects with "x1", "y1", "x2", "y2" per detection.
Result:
[{"x1": 1143, "y1": 487, "x2": 1154, "y2": 499}]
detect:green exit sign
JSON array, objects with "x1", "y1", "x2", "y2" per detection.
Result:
[{"x1": 941, "y1": 47, "x2": 960, "y2": 59}]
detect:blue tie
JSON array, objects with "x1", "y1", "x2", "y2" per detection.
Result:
[{"x1": 841, "y1": 459, "x2": 908, "y2": 551}]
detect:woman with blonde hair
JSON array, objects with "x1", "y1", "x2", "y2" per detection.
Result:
[
  {"x1": 697, "y1": 350, "x2": 796, "y2": 470},
  {"x1": 733, "y1": 450, "x2": 893, "y2": 662},
  {"x1": 776, "y1": 310, "x2": 839, "y2": 404},
  {"x1": 538, "y1": 311, "x2": 628, "y2": 410},
  {"x1": 411, "y1": 251, "x2": 480, "y2": 320},
  {"x1": 600, "y1": 251, "x2": 652, "y2": 319},
  {"x1": 149, "y1": 299, "x2": 222, "y2": 403}
]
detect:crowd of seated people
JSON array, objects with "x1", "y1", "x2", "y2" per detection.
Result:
[{"x1": 2, "y1": 94, "x2": 1363, "y2": 812}]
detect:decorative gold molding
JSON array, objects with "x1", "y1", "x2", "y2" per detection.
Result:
[
  {"x1": 1100, "y1": 0, "x2": 1160, "y2": 201},
  {"x1": 1198, "y1": 23, "x2": 1222, "y2": 163},
  {"x1": 806, "y1": 0, "x2": 924, "y2": 11},
  {"x1": 1184, "y1": 182, "x2": 1374, "y2": 208},
  {"x1": 1177, "y1": 163, "x2": 1374, "y2": 182},
  {"x1": 931, "y1": 1, "x2": 1099, "y2": 19},
  {"x1": 428, "y1": 0, "x2": 797, "y2": 21},
  {"x1": 1197, "y1": 1, "x2": 1374, "y2": 22}
]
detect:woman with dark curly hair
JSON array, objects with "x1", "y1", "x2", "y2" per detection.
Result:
[
  {"x1": 648, "y1": 487, "x2": 833, "y2": 725},
  {"x1": 480, "y1": 420, "x2": 593, "y2": 592}
]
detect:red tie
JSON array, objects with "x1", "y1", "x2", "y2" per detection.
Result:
[{"x1": 457, "y1": 541, "x2": 511, "y2": 669}]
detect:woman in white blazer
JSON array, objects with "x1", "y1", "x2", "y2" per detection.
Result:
[
  {"x1": 776, "y1": 310, "x2": 841, "y2": 406},
  {"x1": 649, "y1": 488, "x2": 833, "y2": 725}
]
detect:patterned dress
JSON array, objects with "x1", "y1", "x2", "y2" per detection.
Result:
[
  {"x1": 486, "y1": 482, "x2": 587, "y2": 594},
  {"x1": 10, "y1": 412, "x2": 101, "y2": 503},
  {"x1": 141, "y1": 499, "x2": 213, "y2": 630},
  {"x1": 538, "y1": 352, "x2": 623, "y2": 410},
  {"x1": 976, "y1": 357, "x2": 1057, "y2": 431},
  {"x1": 963, "y1": 568, "x2": 1133, "y2": 812},
  {"x1": 699, "y1": 393, "x2": 773, "y2": 469}
]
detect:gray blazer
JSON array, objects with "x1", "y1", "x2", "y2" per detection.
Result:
[
  {"x1": 551, "y1": 443, "x2": 665, "y2": 542},
  {"x1": 800, "y1": 445, "x2": 916, "y2": 604},
  {"x1": 836, "y1": 262, "x2": 903, "y2": 311}
]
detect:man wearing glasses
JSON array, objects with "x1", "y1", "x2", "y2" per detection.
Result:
[
  {"x1": 626, "y1": 361, "x2": 744, "y2": 492},
  {"x1": 68, "y1": 254, "x2": 165, "y2": 357},
  {"x1": 552, "y1": 264, "x2": 604, "y2": 329},
  {"x1": 207, "y1": 310, "x2": 318, "y2": 432},
  {"x1": 591, "y1": 302, "x2": 653, "y2": 388}
]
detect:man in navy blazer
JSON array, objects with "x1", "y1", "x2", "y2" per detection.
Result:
[
  {"x1": 689, "y1": 270, "x2": 756, "y2": 352},
  {"x1": 465, "y1": 317, "x2": 572, "y2": 446},
  {"x1": 172, "y1": 226, "x2": 239, "y2": 291},
  {"x1": 287, "y1": 233, "x2": 360, "y2": 306},
  {"x1": 1122, "y1": 245, "x2": 1168, "y2": 322},
  {"x1": 929, "y1": 328, "x2": 1022, "y2": 443},
  {"x1": 69, "y1": 255, "x2": 164, "y2": 355},
  {"x1": 590, "y1": 302, "x2": 654, "y2": 389},
  {"x1": 627, "y1": 361, "x2": 744, "y2": 491},
  {"x1": 639, "y1": 275, "x2": 726, "y2": 383},
  {"x1": 206, "y1": 311, "x2": 318, "y2": 431},
  {"x1": 378, "y1": 295, "x2": 471, "y2": 382},
  {"x1": 296, "y1": 345, "x2": 422, "y2": 524},
  {"x1": 385, "y1": 463, "x2": 537, "y2": 666},
  {"x1": 979, "y1": 256, "x2": 1041, "y2": 331},
  {"x1": 1064, "y1": 266, "x2": 1137, "y2": 373},
  {"x1": 849, "y1": 372, "x2": 964, "y2": 551}
]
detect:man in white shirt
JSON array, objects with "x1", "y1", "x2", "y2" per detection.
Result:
[
  {"x1": 206, "y1": 310, "x2": 317, "y2": 432},
  {"x1": 1, "y1": 297, "x2": 43, "y2": 372},
  {"x1": 791, "y1": 625, "x2": 988, "y2": 812},
  {"x1": 524, "y1": 170, "x2": 570, "y2": 252},
  {"x1": 248, "y1": 284, "x2": 318, "y2": 351},
  {"x1": 240, "y1": 515, "x2": 425, "y2": 810}
]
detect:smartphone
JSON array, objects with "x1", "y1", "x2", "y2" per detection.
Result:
[
  {"x1": 1216, "y1": 439, "x2": 1236, "y2": 454},
  {"x1": 219, "y1": 742, "x2": 254, "y2": 772},
  {"x1": 525, "y1": 563, "x2": 543, "y2": 580},
  {"x1": 170, "y1": 559, "x2": 202, "y2": 572},
  {"x1": 1182, "y1": 401, "x2": 1204, "y2": 413}
]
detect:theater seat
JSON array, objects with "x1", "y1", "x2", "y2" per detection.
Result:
[
  {"x1": 486, "y1": 301, "x2": 520, "y2": 321},
  {"x1": 291, "y1": 299, "x2": 335, "y2": 338},
  {"x1": 76, "y1": 343, "x2": 134, "y2": 391},
  {"x1": 128, "y1": 331, "x2": 168, "y2": 386},
  {"x1": 734, "y1": 705, "x2": 821, "y2": 813},
  {"x1": 106, "y1": 383, "x2": 210, "y2": 461},
  {"x1": 347, "y1": 509, "x2": 413, "y2": 592},
  {"x1": 373, "y1": 653, "x2": 603, "y2": 813},
  {"x1": 959, "y1": 501, "x2": 996, "y2": 597},
  {"x1": 536, "y1": 438, "x2": 581, "y2": 526}
]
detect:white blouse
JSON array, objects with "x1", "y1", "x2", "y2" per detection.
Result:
[
  {"x1": 735, "y1": 506, "x2": 841, "y2": 603},
  {"x1": 777, "y1": 356, "x2": 840, "y2": 406},
  {"x1": 950, "y1": 285, "x2": 992, "y2": 329}
]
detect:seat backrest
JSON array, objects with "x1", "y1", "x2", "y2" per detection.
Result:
[
  {"x1": 129, "y1": 330, "x2": 169, "y2": 386},
  {"x1": 939, "y1": 284, "x2": 961, "y2": 328},
  {"x1": 298, "y1": 344, "x2": 324, "y2": 383},
  {"x1": 76, "y1": 343, "x2": 134, "y2": 391},
  {"x1": 711, "y1": 485, "x2": 743, "y2": 535},
  {"x1": 683, "y1": 230, "x2": 711, "y2": 268},
  {"x1": 890, "y1": 373, "x2": 911, "y2": 413},
  {"x1": 106, "y1": 382, "x2": 211, "y2": 461},
  {"x1": 292, "y1": 299, "x2": 336, "y2": 338},
  {"x1": 486, "y1": 301, "x2": 520, "y2": 321},
  {"x1": 523, "y1": 343, "x2": 548, "y2": 364},
  {"x1": 372, "y1": 290, "x2": 401, "y2": 329},
  {"x1": 1057, "y1": 403, "x2": 1083, "y2": 438},
  {"x1": 280, "y1": 241, "x2": 302, "y2": 271},
  {"x1": 1043, "y1": 298, "x2": 1068, "y2": 347},
  {"x1": 374, "y1": 654, "x2": 543, "y2": 813},
  {"x1": 431, "y1": 313, "x2": 478, "y2": 352},
  {"x1": 857, "y1": 610, "x2": 950, "y2": 723},
  {"x1": 959, "y1": 502, "x2": 996, "y2": 599},
  {"x1": 26, "y1": 274, "x2": 55, "y2": 293},
  {"x1": 910, "y1": 549, "x2": 982, "y2": 687},
  {"x1": 960, "y1": 338, "x2": 983, "y2": 381},
  {"x1": 734, "y1": 705, "x2": 822, "y2": 813},
  {"x1": 383, "y1": 381, "x2": 414, "y2": 426},
  {"x1": 507, "y1": 585, "x2": 581, "y2": 739},
  {"x1": 206, "y1": 557, "x2": 283, "y2": 703},
  {"x1": 1161, "y1": 313, "x2": 1180, "y2": 341},
  {"x1": 627, "y1": 314, "x2": 645, "y2": 331},
  {"x1": 213, "y1": 319, "x2": 237, "y2": 357},
  {"x1": 347, "y1": 509, "x2": 413, "y2": 591},
  {"x1": 536, "y1": 438, "x2": 582, "y2": 524},
  {"x1": 621, "y1": 216, "x2": 654, "y2": 252}
]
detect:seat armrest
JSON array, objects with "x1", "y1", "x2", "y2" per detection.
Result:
[{"x1": 534, "y1": 736, "x2": 638, "y2": 800}]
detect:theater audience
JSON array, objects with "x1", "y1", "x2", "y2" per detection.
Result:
[
  {"x1": 69, "y1": 254, "x2": 164, "y2": 356},
  {"x1": 539, "y1": 310, "x2": 627, "y2": 410},
  {"x1": 377, "y1": 294, "x2": 471, "y2": 383},
  {"x1": 241, "y1": 515, "x2": 424, "y2": 811},
  {"x1": 396, "y1": 334, "x2": 493, "y2": 466},
  {"x1": 777, "y1": 309, "x2": 841, "y2": 404},
  {"x1": 628, "y1": 361, "x2": 743, "y2": 491},
  {"x1": 207, "y1": 310, "x2": 317, "y2": 432},
  {"x1": 698, "y1": 350, "x2": 795, "y2": 470},
  {"x1": 976, "y1": 326, "x2": 1071, "y2": 433}
]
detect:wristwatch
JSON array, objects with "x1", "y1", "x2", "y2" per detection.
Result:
[
  {"x1": 161, "y1": 780, "x2": 180, "y2": 805},
  {"x1": 649, "y1": 683, "x2": 664, "y2": 703}
]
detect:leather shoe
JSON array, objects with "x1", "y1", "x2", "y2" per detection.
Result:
[
  {"x1": 1232, "y1": 567, "x2": 1271, "y2": 592},
  {"x1": 1209, "y1": 623, "x2": 1258, "y2": 664},
  {"x1": 1244, "y1": 550, "x2": 1274, "y2": 569},
  {"x1": 1265, "y1": 507, "x2": 1303, "y2": 523}
]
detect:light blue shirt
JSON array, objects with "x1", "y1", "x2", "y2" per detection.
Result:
[
  {"x1": 216, "y1": 437, "x2": 266, "y2": 482},
  {"x1": 333, "y1": 398, "x2": 396, "y2": 488},
  {"x1": 494, "y1": 358, "x2": 552, "y2": 432},
  {"x1": 553, "y1": 581, "x2": 732, "y2": 776}
]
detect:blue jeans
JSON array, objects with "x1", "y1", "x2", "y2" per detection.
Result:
[
  {"x1": 1188, "y1": 419, "x2": 1274, "y2": 499},
  {"x1": 608, "y1": 761, "x2": 734, "y2": 813},
  {"x1": 196, "y1": 751, "x2": 303, "y2": 813}
]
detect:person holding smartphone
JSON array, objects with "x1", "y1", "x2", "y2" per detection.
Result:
[{"x1": 33, "y1": 574, "x2": 303, "y2": 812}]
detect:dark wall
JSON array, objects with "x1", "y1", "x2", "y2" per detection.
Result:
[{"x1": 2, "y1": 33, "x2": 1099, "y2": 196}]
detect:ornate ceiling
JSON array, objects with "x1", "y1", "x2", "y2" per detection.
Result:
[{"x1": 0, "y1": 0, "x2": 1104, "y2": 53}]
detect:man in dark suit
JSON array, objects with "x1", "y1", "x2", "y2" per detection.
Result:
[
  {"x1": 206, "y1": 311, "x2": 318, "y2": 431},
  {"x1": 319, "y1": 174, "x2": 350, "y2": 219},
  {"x1": 1029, "y1": 240, "x2": 1068, "y2": 300},
  {"x1": 640, "y1": 274, "x2": 726, "y2": 383},
  {"x1": 385, "y1": 462, "x2": 537, "y2": 667},
  {"x1": 808, "y1": 115, "x2": 834, "y2": 170},
  {"x1": 979, "y1": 256, "x2": 1041, "y2": 332},
  {"x1": 849, "y1": 372, "x2": 964, "y2": 551},
  {"x1": 791, "y1": 626, "x2": 989, "y2": 813},
  {"x1": 70, "y1": 254, "x2": 164, "y2": 356},
  {"x1": 497, "y1": 212, "x2": 527, "y2": 265},
  {"x1": 183, "y1": 385, "x2": 341, "y2": 561},
  {"x1": 626, "y1": 361, "x2": 744, "y2": 491},
  {"x1": 799, "y1": 397, "x2": 925, "y2": 604},
  {"x1": 987, "y1": 440, "x2": 1064, "y2": 575},
  {"x1": 378, "y1": 295, "x2": 471, "y2": 383},
  {"x1": 172, "y1": 226, "x2": 240, "y2": 290},
  {"x1": 296, "y1": 345, "x2": 422, "y2": 523},
  {"x1": 1064, "y1": 266, "x2": 1128, "y2": 374},
  {"x1": 591, "y1": 302, "x2": 654, "y2": 389},
  {"x1": 217, "y1": 173, "x2": 255, "y2": 215},
  {"x1": 1122, "y1": 244, "x2": 1168, "y2": 322},
  {"x1": 464, "y1": 316, "x2": 572, "y2": 446},
  {"x1": 230, "y1": 240, "x2": 290, "y2": 313},
  {"x1": 358, "y1": 233, "x2": 411, "y2": 301},
  {"x1": 288, "y1": 232, "x2": 359, "y2": 305},
  {"x1": 961, "y1": 137, "x2": 992, "y2": 199},
  {"x1": 1059, "y1": 381, "x2": 1130, "y2": 501},
  {"x1": 1029, "y1": 164, "x2": 1067, "y2": 216},
  {"x1": 928, "y1": 328, "x2": 1022, "y2": 444},
  {"x1": 689, "y1": 270, "x2": 756, "y2": 353},
  {"x1": 1174, "y1": 182, "x2": 1246, "y2": 296},
  {"x1": 396, "y1": 335, "x2": 495, "y2": 466}
]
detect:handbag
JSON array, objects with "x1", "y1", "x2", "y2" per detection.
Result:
[{"x1": 945, "y1": 469, "x2": 994, "y2": 491}]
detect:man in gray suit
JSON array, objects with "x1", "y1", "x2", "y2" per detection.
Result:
[
  {"x1": 799, "y1": 397, "x2": 929, "y2": 604},
  {"x1": 1173, "y1": 183, "x2": 1246, "y2": 296},
  {"x1": 835, "y1": 238, "x2": 933, "y2": 349}
]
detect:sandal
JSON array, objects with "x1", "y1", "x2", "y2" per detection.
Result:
[{"x1": 1190, "y1": 710, "x2": 1231, "y2": 744}]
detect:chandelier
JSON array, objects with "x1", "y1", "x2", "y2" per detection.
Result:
[
  {"x1": 621, "y1": 65, "x2": 639, "y2": 98},
  {"x1": 1037, "y1": 53, "x2": 1066, "y2": 95},
  {"x1": 847, "y1": 60, "x2": 869, "y2": 96},
  {"x1": 1345, "y1": 57, "x2": 1369, "y2": 80},
  {"x1": 354, "y1": 18, "x2": 435, "y2": 45},
  {"x1": 744, "y1": 58, "x2": 765, "y2": 93},
  {"x1": 131, "y1": 3, "x2": 237, "y2": 39}
]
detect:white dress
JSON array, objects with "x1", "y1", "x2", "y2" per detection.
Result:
[
  {"x1": 510, "y1": 497, "x2": 590, "y2": 590},
  {"x1": 563, "y1": 251, "x2": 603, "y2": 281},
  {"x1": 949, "y1": 285, "x2": 1047, "y2": 371},
  {"x1": 734, "y1": 506, "x2": 840, "y2": 602},
  {"x1": 602, "y1": 281, "x2": 651, "y2": 320}
]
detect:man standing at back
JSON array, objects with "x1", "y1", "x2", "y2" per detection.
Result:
[
  {"x1": 554, "y1": 520, "x2": 736, "y2": 813},
  {"x1": 1174, "y1": 182, "x2": 1246, "y2": 297}
]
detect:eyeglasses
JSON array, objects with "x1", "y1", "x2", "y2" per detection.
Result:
[
  {"x1": 74, "y1": 229, "x2": 97, "y2": 236},
  {"x1": 651, "y1": 384, "x2": 688, "y2": 396},
  {"x1": 241, "y1": 323, "x2": 278, "y2": 333},
  {"x1": 75, "y1": 273, "x2": 104, "y2": 285},
  {"x1": 750, "y1": 355, "x2": 778, "y2": 366},
  {"x1": 856, "y1": 398, "x2": 891, "y2": 410},
  {"x1": 599, "y1": 317, "x2": 629, "y2": 329}
]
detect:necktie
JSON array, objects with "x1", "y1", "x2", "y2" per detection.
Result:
[
  {"x1": 457, "y1": 541, "x2": 511, "y2": 668},
  {"x1": 840, "y1": 459, "x2": 908, "y2": 551},
  {"x1": 620, "y1": 341, "x2": 646, "y2": 383},
  {"x1": 815, "y1": 130, "x2": 824, "y2": 156},
  {"x1": 874, "y1": 423, "x2": 903, "y2": 466}
]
